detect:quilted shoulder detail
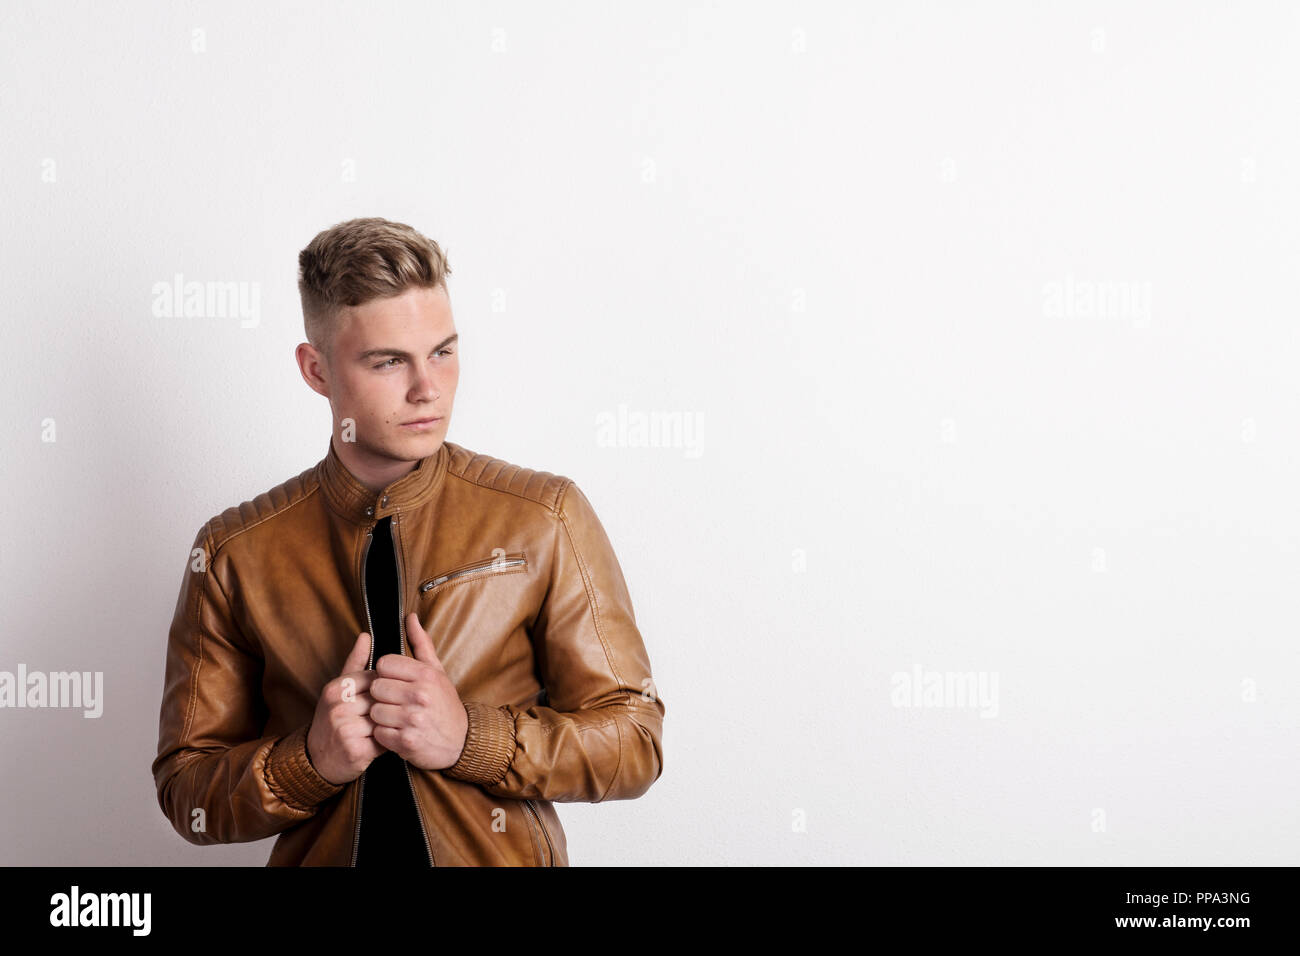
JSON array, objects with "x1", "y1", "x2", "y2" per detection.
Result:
[
  {"x1": 205, "y1": 463, "x2": 321, "y2": 552},
  {"x1": 442, "y1": 441, "x2": 572, "y2": 514}
]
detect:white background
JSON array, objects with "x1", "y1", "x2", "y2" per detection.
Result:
[{"x1": 1, "y1": 0, "x2": 1297, "y2": 865}]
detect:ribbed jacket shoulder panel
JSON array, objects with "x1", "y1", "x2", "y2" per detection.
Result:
[
  {"x1": 443, "y1": 442, "x2": 571, "y2": 514},
  {"x1": 203, "y1": 463, "x2": 321, "y2": 553}
]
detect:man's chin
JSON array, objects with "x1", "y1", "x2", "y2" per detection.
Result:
[
  {"x1": 352, "y1": 433, "x2": 443, "y2": 467},
  {"x1": 393, "y1": 428, "x2": 445, "y2": 459}
]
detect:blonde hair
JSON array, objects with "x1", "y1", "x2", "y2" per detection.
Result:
[{"x1": 298, "y1": 217, "x2": 452, "y2": 354}]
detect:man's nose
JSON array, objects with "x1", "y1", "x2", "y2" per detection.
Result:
[{"x1": 409, "y1": 365, "x2": 440, "y2": 400}]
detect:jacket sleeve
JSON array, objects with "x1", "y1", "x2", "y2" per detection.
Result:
[
  {"x1": 443, "y1": 481, "x2": 665, "y2": 802},
  {"x1": 151, "y1": 522, "x2": 344, "y2": 845}
]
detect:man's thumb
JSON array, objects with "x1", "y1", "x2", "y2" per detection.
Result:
[
  {"x1": 342, "y1": 631, "x2": 372, "y2": 675},
  {"x1": 406, "y1": 612, "x2": 440, "y2": 665}
]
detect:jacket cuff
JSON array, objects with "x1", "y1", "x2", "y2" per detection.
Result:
[
  {"x1": 265, "y1": 722, "x2": 345, "y2": 810},
  {"x1": 443, "y1": 701, "x2": 516, "y2": 786}
]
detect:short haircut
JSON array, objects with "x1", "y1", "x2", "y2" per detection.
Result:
[{"x1": 298, "y1": 216, "x2": 452, "y2": 356}]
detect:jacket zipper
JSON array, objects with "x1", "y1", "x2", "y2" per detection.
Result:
[
  {"x1": 391, "y1": 514, "x2": 436, "y2": 868},
  {"x1": 523, "y1": 798, "x2": 555, "y2": 866},
  {"x1": 350, "y1": 515, "x2": 436, "y2": 867},
  {"x1": 350, "y1": 525, "x2": 376, "y2": 867},
  {"x1": 420, "y1": 554, "x2": 526, "y2": 592}
]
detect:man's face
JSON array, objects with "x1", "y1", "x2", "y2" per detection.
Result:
[{"x1": 300, "y1": 284, "x2": 459, "y2": 477}]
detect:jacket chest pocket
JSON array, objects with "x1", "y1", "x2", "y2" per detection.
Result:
[
  {"x1": 419, "y1": 551, "x2": 528, "y2": 596},
  {"x1": 417, "y1": 551, "x2": 534, "y2": 691}
]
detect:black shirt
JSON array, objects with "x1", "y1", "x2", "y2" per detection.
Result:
[{"x1": 355, "y1": 515, "x2": 431, "y2": 867}]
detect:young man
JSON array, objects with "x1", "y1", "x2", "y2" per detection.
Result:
[{"x1": 151, "y1": 217, "x2": 665, "y2": 866}]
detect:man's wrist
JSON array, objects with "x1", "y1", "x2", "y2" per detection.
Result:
[
  {"x1": 442, "y1": 701, "x2": 516, "y2": 786},
  {"x1": 265, "y1": 722, "x2": 345, "y2": 810}
]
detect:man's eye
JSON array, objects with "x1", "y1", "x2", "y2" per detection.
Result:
[
  {"x1": 436, "y1": 348, "x2": 454, "y2": 357},
  {"x1": 375, "y1": 358, "x2": 400, "y2": 369}
]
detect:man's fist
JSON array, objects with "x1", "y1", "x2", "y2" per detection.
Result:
[
  {"x1": 369, "y1": 612, "x2": 470, "y2": 771},
  {"x1": 306, "y1": 631, "x2": 385, "y2": 785}
]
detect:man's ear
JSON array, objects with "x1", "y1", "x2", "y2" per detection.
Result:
[{"x1": 296, "y1": 341, "x2": 331, "y2": 398}]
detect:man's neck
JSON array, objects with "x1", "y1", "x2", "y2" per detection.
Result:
[{"x1": 331, "y1": 435, "x2": 420, "y2": 494}]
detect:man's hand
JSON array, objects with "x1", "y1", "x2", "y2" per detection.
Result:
[
  {"x1": 306, "y1": 631, "x2": 385, "y2": 785},
  {"x1": 369, "y1": 612, "x2": 470, "y2": 771}
]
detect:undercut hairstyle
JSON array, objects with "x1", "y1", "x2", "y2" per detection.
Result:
[{"x1": 298, "y1": 216, "x2": 452, "y2": 357}]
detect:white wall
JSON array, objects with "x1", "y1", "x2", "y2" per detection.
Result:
[{"x1": 1, "y1": 0, "x2": 1296, "y2": 865}]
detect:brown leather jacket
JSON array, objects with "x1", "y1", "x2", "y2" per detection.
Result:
[{"x1": 151, "y1": 438, "x2": 665, "y2": 865}]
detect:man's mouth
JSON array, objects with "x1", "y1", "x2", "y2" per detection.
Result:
[{"x1": 400, "y1": 417, "x2": 442, "y2": 429}]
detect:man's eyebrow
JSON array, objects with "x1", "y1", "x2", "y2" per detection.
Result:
[{"x1": 357, "y1": 334, "x2": 458, "y2": 361}]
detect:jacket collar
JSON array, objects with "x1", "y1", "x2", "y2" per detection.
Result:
[{"x1": 317, "y1": 435, "x2": 450, "y2": 524}]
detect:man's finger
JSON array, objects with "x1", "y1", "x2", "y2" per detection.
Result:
[
  {"x1": 334, "y1": 671, "x2": 375, "y2": 706},
  {"x1": 370, "y1": 676, "x2": 422, "y2": 705},
  {"x1": 374, "y1": 651, "x2": 423, "y2": 680},
  {"x1": 337, "y1": 689, "x2": 376, "y2": 713},
  {"x1": 340, "y1": 631, "x2": 372, "y2": 676}
]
